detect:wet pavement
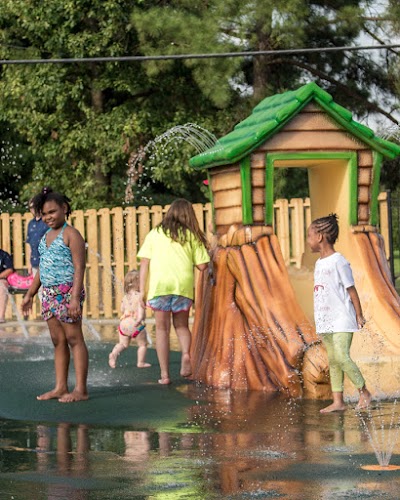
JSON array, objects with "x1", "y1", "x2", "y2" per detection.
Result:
[{"x1": 0, "y1": 322, "x2": 399, "y2": 499}]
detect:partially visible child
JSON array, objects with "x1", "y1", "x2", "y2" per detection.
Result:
[
  {"x1": 0, "y1": 248, "x2": 13, "y2": 323},
  {"x1": 307, "y1": 213, "x2": 371, "y2": 413},
  {"x1": 21, "y1": 187, "x2": 89, "y2": 403},
  {"x1": 137, "y1": 198, "x2": 210, "y2": 385},
  {"x1": 108, "y1": 270, "x2": 151, "y2": 369},
  {"x1": 26, "y1": 197, "x2": 48, "y2": 276}
]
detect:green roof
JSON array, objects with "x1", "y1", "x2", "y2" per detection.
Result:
[{"x1": 190, "y1": 82, "x2": 400, "y2": 169}]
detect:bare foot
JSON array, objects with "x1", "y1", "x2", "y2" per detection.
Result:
[
  {"x1": 137, "y1": 362, "x2": 151, "y2": 368},
  {"x1": 37, "y1": 389, "x2": 68, "y2": 401},
  {"x1": 109, "y1": 352, "x2": 117, "y2": 369},
  {"x1": 158, "y1": 378, "x2": 171, "y2": 385},
  {"x1": 320, "y1": 403, "x2": 346, "y2": 413},
  {"x1": 58, "y1": 390, "x2": 89, "y2": 403},
  {"x1": 356, "y1": 389, "x2": 372, "y2": 411},
  {"x1": 180, "y1": 353, "x2": 192, "y2": 377}
]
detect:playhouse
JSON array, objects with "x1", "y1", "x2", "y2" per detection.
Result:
[{"x1": 189, "y1": 82, "x2": 400, "y2": 398}]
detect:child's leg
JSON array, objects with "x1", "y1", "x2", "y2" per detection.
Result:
[
  {"x1": 172, "y1": 309, "x2": 192, "y2": 377},
  {"x1": 56, "y1": 423, "x2": 73, "y2": 474},
  {"x1": 58, "y1": 321, "x2": 89, "y2": 402},
  {"x1": 136, "y1": 330, "x2": 151, "y2": 368},
  {"x1": 320, "y1": 333, "x2": 346, "y2": 413},
  {"x1": 154, "y1": 310, "x2": 171, "y2": 384},
  {"x1": 37, "y1": 316, "x2": 70, "y2": 400},
  {"x1": 109, "y1": 334, "x2": 130, "y2": 368},
  {"x1": 334, "y1": 331, "x2": 371, "y2": 410}
]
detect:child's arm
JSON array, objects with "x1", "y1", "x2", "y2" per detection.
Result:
[
  {"x1": 347, "y1": 285, "x2": 366, "y2": 329},
  {"x1": 66, "y1": 226, "x2": 86, "y2": 320},
  {"x1": 21, "y1": 271, "x2": 42, "y2": 315},
  {"x1": 196, "y1": 263, "x2": 208, "y2": 271},
  {"x1": 138, "y1": 258, "x2": 150, "y2": 315},
  {"x1": 136, "y1": 302, "x2": 146, "y2": 326},
  {"x1": 25, "y1": 245, "x2": 32, "y2": 275}
]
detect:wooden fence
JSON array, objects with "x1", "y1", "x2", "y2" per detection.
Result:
[{"x1": 1, "y1": 195, "x2": 389, "y2": 320}]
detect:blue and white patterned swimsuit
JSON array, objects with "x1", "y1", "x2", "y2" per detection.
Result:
[
  {"x1": 39, "y1": 222, "x2": 74, "y2": 286},
  {"x1": 38, "y1": 223, "x2": 84, "y2": 323}
]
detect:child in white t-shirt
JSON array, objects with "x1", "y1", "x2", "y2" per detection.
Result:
[
  {"x1": 108, "y1": 270, "x2": 151, "y2": 369},
  {"x1": 307, "y1": 213, "x2": 371, "y2": 413}
]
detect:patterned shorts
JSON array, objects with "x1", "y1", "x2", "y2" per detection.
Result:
[
  {"x1": 42, "y1": 283, "x2": 85, "y2": 323},
  {"x1": 148, "y1": 294, "x2": 192, "y2": 313}
]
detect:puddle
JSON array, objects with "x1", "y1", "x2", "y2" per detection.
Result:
[{"x1": 0, "y1": 326, "x2": 399, "y2": 499}]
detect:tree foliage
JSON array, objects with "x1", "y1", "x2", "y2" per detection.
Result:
[{"x1": 0, "y1": 0, "x2": 398, "y2": 210}]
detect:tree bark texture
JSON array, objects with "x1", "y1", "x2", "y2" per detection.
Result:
[{"x1": 191, "y1": 233, "x2": 330, "y2": 396}]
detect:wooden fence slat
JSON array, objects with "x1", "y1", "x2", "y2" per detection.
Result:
[
  {"x1": 193, "y1": 203, "x2": 205, "y2": 233},
  {"x1": 86, "y1": 209, "x2": 100, "y2": 319},
  {"x1": 23, "y1": 213, "x2": 32, "y2": 269},
  {"x1": 125, "y1": 207, "x2": 138, "y2": 271},
  {"x1": 11, "y1": 214, "x2": 23, "y2": 268},
  {"x1": 70, "y1": 210, "x2": 88, "y2": 316},
  {"x1": 1, "y1": 197, "x2": 390, "y2": 320},
  {"x1": 112, "y1": 207, "x2": 125, "y2": 313},
  {"x1": 290, "y1": 198, "x2": 305, "y2": 268},
  {"x1": 1, "y1": 213, "x2": 11, "y2": 252},
  {"x1": 151, "y1": 205, "x2": 163, "y2": 227},
  {"x1": 98, "y1": 208, "x2": 113, "y2": 318},
  {"x1": 71, "y1": 209, "x2": 85, "y2": 237},
  {"x1": 274, "y1": 199, "x2": 290, "y2": 264},
  {"x1": 137, "y1": 206, "x2": 151, "y2": 249}
]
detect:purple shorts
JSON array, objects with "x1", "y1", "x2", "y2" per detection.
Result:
[
  {"x1": 41, "y1": 283, "x2": 85, "y2": 323},
  {"x1": 148, "y1": 294, "x2": 192, "y2": 313}
]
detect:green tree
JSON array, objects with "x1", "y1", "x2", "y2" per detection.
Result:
[
  {"x1": 0, "y1": 0, "x2": 230, "y2": 208},
  {"x1": 132, "y1": 0, "x2": 399, "y2": 198},
  {"x1": 0, "y1": 0, "x2": 398, "y2": 209}
]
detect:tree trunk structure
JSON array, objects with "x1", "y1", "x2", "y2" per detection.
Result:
[{"x1": 191, "y1": 231, "x2": 330, "y2": 397}]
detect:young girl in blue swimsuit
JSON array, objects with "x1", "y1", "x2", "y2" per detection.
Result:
[{"x1": 22, "y1": 188, "x2": 89, "y2": 403}]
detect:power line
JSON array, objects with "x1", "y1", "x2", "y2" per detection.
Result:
[{"x1": 0, "y1": 43, "x2": 399, "y2": 65}]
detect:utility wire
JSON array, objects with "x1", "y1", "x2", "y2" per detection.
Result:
[{"x1": 1, "y1": 43, "x2": 400, "y2": 65}]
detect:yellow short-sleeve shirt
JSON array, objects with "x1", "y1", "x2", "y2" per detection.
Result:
[{"x1": 137, "y1": 228, "x2": 210, "y2": 301}]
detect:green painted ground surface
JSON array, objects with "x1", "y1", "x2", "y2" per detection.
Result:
[{"x1": 0, "y1": 336, "x2": 400, "y2": 499}]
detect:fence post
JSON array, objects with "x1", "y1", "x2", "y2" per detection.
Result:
[{"x1": 274, "y1": 199, "x2": 290, "y2": 265}]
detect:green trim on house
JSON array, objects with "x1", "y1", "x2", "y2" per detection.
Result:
[
  {"x1": 264, "y1": 152, "x2": 358, "y2": 226},
  {"x1": 370, "y1": 152, "x2": 383, "y2": 226},
  {"x1": 313, "y1": 98, "x2": 396, "y2": 160},
  {"x1": 190, "y1": 82, "x2": 400, "y2": 170},
  {"x1": 348, "y1": 152, "x2": 358, "y2": 225},
  {"x1": 240, "y1": 156, "x2": 253, "y2": 224}
]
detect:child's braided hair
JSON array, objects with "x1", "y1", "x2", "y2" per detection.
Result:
[
  {"x1": 312, "y1": 213, "x2": 339, "y2": 244},
  {"x1": 31, "y1": 187, "x2": 72, "y2": 218}
]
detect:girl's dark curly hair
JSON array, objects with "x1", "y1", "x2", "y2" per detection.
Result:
[
  {"x1": 31, "y1": 187, "x2": 72, "y2": 218},
  {"x1": 311, "y1": 213, "x2": 339, "y2": 244}
]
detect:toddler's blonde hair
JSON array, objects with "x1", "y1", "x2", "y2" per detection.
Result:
[{"x1": 124, "y1": 270, "x2": 140, "y2": 294}]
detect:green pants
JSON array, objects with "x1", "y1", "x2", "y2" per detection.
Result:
[{"x1": 321, "y1": 331, "x2": 365, "y2": 392}]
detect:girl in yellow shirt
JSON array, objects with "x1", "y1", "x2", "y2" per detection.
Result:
[{"x1": 137, "y1": 199, "x2": 210, "y2": 385}]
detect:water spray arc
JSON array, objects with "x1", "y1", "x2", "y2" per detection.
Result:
[{"x1": 125, "y1": 123, "x2": 217, "y2": 204}]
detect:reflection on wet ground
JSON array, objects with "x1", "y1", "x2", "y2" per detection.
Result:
[{"x1": 0, "y1": 324, "x2": 399, "y2": 499}]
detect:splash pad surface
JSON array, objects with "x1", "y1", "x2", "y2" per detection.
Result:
[{"x1": 0, "y1": 324, "x2": 400, "y2": 499}]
